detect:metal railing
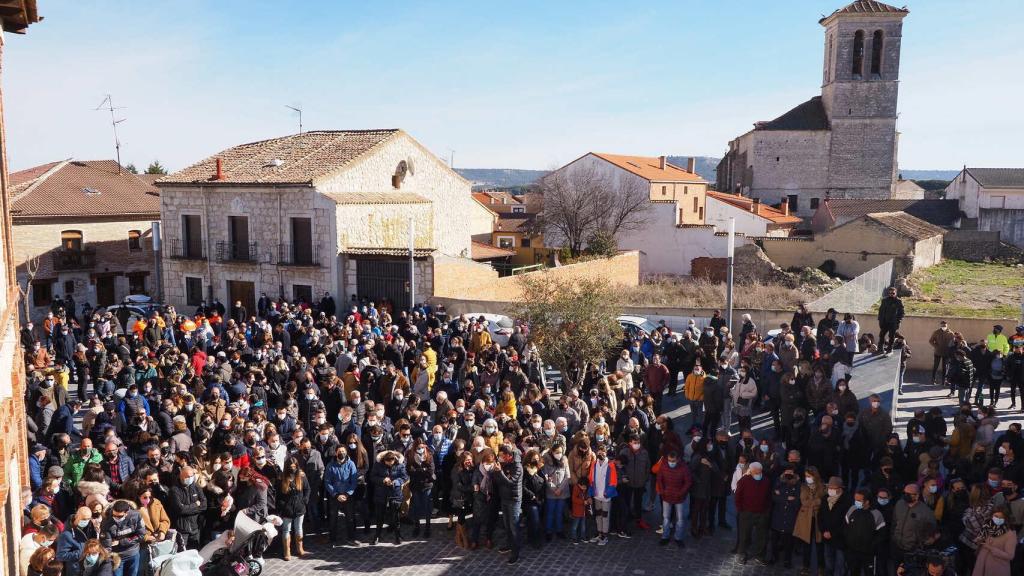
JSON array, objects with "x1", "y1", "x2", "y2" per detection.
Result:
[
  {"x1": 168, "y1": 238, "x2": 206, "y2": 260},
  {"x1": 52, "y1": 247, "x2": 96, "y2": 271},
  {"x1": 216, "y1": 241, "x2": 258, "y2": 263},
  {"x1": 278, "y1": 243, "x2": 319, "y2": 266}
]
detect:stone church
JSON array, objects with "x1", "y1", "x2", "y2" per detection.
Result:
[{"x1": 716, "y1": 0, "x2": 909, "y2": 216}]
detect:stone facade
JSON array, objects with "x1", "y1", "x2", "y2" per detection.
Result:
[
  {"x1": 716, "y1": 3, "x2": 907, "y2": 215},
  {"x1": 160, "y1": 131, "x2": 473, "y2": 312},
  {"x1": 13, "y1": 218, "x2": 157, "y2": 318}
]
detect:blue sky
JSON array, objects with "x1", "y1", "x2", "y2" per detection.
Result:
[{"x1": 4, "y1": 0, "x2": 1022, "y2": 172}]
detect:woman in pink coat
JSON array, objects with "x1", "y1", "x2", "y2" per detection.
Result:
[{"x1": 971, "y1": 508, "x2": 1017, "y2": 576}]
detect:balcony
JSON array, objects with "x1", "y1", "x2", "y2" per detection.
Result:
[
  {"x1": 52, "y1": 247, "x2": 96, "y2": 271},
  {"x1": 216, "y1": 241, "x2": 258, "y2": 263},
  {"x1": 278, "y1": 243, "x2": 320, "y2": 267},
  {"x1": 168, "y1": 238, "x2": 206, "y2": 260}
]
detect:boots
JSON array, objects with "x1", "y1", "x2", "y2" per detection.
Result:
[
  {"x1": 394, "y1": 525, "x2": 403, "y2": 545},
  {"x1": 282, "y1": 535, "x2": 292, "y2": 561},
  {"x1": 295, "y1": 536, "x2": 307, "y2": 557},
  {"x1": 425, "y1": 520, "x2": 431, "y2": 538},
  {"x1": 413, "y1": 520, "x2": 421, "y2": 537}
]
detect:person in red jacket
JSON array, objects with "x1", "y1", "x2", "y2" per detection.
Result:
[
  {"x1": 735, "y1": 461, "x2": 772, "y2": 564},
  {"x1": 656, "y1": 450, "x2": 692, "y2": 548},
  {"x1": 645, "y1": 354, "x2": 671, "y2": 415}
]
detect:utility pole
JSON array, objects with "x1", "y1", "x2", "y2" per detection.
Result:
[
  {"x1": 285, "y1": 105, "x2": 303, "y2": 134},
  {"x1": 95, "y1": 95, "x2": 126, "y2": 172},
  {"x1": 726, "y1": 217, "x2": 736, "y2": 333}
]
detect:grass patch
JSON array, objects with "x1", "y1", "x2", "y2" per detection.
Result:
[
  {"x1": 902, "y1": 260, "x2": 1023, "y2": 318},
  {"x1": 618, "y1": 276, "x2": 816, "y2": 310}
]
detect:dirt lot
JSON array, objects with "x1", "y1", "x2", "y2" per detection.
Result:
[
  {"x1": 903, "y1": 260, "x2": 1023, "y2": 318},
  {"x1": 617, "y1": 276, "x2": 817, "y2": 309}
]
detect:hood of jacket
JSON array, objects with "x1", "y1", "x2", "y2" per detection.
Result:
[{"x1": 375, "y1": 449, "x2": 405, "y2": 465}]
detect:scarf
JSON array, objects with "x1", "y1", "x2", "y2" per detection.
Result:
[
  {"x1": 975, "y1": 518, "x2": 1008, "y2": 546},
  {"x1": 477, "y1": 463, "x2": 493, "y2": 495},
  {"x1": 841, "y1": 422, "x2": 859, "y2": 449}
]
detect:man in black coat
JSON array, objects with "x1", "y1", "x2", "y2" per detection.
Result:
[
  {"x1": 702, "y1": 374, "x2": 725, "y2": 438},
  {"x1": 818, "y1": 476, "x2": 852, "y2": 575},
  {"x1": 876, "y1": 287, "x2": 904, "y2": 354},
  {"x1": 844, "y1": 489, "x2": 886, "y2": 576},
  {"x1": 491, "y1": 444, "x2": 523, "y2": 564},
  {"x1": 170, "y1": 466, "x2": 207, "y2": 549}
]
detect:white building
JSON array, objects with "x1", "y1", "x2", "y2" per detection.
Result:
[
  {"x1": 157, "y1": 129, "x2": 474, "y2": 313},
  {"x1": 945, "y1": 167, "x2": 1024, "y2": 248}
]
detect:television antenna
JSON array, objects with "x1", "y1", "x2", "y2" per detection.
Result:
[
  {"x1": 285, "y1": 104, "x2": 303, "y2": 134},
  {"x1": 95, "y1": 94, "x2": 126, "y2": 172}
]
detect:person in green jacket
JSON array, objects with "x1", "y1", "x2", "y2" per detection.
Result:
[
  {"x1": 63, "y1": 438, "x2": 102, "y2": 489},
  {"x1": 986, "y1": 325, "x2": 1010, "y2": 356}
]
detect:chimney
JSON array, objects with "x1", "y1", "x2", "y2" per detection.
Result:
[
  {"x1": 781, "y1": 201, "x2": 790, "y2": 216},
  {"x1": 752, "y1": 197, "x2": 760, "y2": 213},
  {"x1": 214, "y1": 158, "x2": 225, "y2": 181},
  {"x1": 687, "y1": 157, "x2": 696, "y2": 173},
  {"x1": 659, "y1": 155, "x2": 667, "y2": 170}
]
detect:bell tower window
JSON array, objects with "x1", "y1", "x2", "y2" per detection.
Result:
[
  {"x1": 852, "y1": 30, "x2": 865, "y2": 78},
  {"x1": 870, "y1": 30, "x2": 884, "y2": 77}
]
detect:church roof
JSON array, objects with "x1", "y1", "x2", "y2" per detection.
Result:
[
  {"x1": 754, "y1": 96, "x2": 829, "y2": 131},
  {"x1": 965, "y1": 168, "x2": 1024, "y2": 189},
  {"x1": 820, "y1": 1, "x2": 909, "y2": 24}
]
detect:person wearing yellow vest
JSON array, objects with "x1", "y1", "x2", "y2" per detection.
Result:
[{"x1": 986, "y1": 325, "x2": 1010, "y2": 355}]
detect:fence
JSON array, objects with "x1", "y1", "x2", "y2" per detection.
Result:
[{"x1": 805, "y1": 258, "x2": 894, "y2": 314}]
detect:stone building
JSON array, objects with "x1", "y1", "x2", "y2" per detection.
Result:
[
  {"x1": 944, "y1": 167, "x2": 1024, "y2": 248},
  {"x1": 0, "y1": 4, "x2": 42, "y2": 576},
  {"x1": 157, "y1": 129, "x2": 474, "y2": 313},
  {"x1": 9, "y1": 159, "x2": 160, "y2": 319},
  {"x1": 716, "y1": 1, "x2": 909, "y2": 216},
  {"x1": 760, "y1": 211, "x2": 944, "y2": 278}
]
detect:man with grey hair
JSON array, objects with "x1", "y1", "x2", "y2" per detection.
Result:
[{"x1": 734, "y1": 461, "x2": 771, "y2": 564}]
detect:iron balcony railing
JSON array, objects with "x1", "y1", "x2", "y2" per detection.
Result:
[
  {"x1": 52, "y1": 247, "x2": 97, "y2": 271},
  {"x1": 216, "y1": 241, "x2": 258, "y2": 263},
  {"x1": 277, "y1": 242, "x2": 319, "y2": 266},
  {"x1": 168, "y1": 238, "x2": 206, "y2": 260}
]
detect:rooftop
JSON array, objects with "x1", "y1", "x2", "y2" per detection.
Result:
[
  {"x1": 470, "y1": 241, "x2": 515, "y2": 261},
  {"x1": 10, "y1": 159, "x2": 160, "y2": 219},
  {"x1": 706, "y1": 191, "x2": 803, "y2": 225},
  {"x1": 964, "y1": 168, "x2": 1024, "y2": 189},
  {"x1": 864, "y1": 211, "x2": 946, "y2": 241},
  {"x1": 820, "y1": 1, "x2": 909, "y2": 24},
  {"x1": 821, "y1": 198, "x2": 961, "y2": 227},
  {"x1": 158, "y1": 129, "x2": 401, "y2": 185},
  {"x1": 591, "y1": 153, "x2": 705, "y2": 183},
  {"x1": 754, "y1": 96, "x2": 830, "y2": 131}
]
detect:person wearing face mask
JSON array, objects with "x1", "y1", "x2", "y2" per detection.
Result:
[
  {"x1": 891, "y1": 484, "x2": 937, "y2": 566},
  {"x1": 684, "y1": 362, "x2": 707, "y2": 427},
  {"x1": 55, "y1": 507, "x2": 96, "y2": 576},
  {"x1": 75, "y1": 539, "x2": 113, "y2": 576},
  {"x1": 168, "y1": 466, "x2": 206, "y2": 549},
  {"x1": 98, "y1": 499, "x2": 145, "y2": 576},
  {"x1": 655, "y1": 450, "x2": 692, "y2": 548},
  {"x1": 405, "y1": 438, "x2": 436, "y2": 539},
  {"x1": 20, "y1": 524, "x2": 58, "y2": 576},
  {"x1": 370, "y1": 450, "x2": 409, "y2": 546},
  {"x1": 972, "y1": 507, "x2": 1017, "y2": 576},
  {"x1": 794, "y1": 466, "x2": 826, "y2": 574},
  {"x1": 856, "y1": 394, "x2": 893, "y2": 456},
  {"x1": 480, "y1": 419, "x2": 503, "y2": 454},
  {"x1": 817, "y1": 477, "x2": 851, "y2": 575},
  {"x1": 766, "y1": 464, "x2": 801, "y2": 567},
  {"x1": 63, "y1": 439, "x2": 102, "y2": 490},
  {"x1": 616, "y1": 433, "x2": 651, "y2": 532},
  {"x1": 323, "y1": 447, "x2": 357, "y2": 549},
  {"x1": 842, "y1": 489, "x2": 884, "y2": 576}
]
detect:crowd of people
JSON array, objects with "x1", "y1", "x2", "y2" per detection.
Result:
[{"x1": 15, "y1": 286, "x2": 1024, "y2": 575}]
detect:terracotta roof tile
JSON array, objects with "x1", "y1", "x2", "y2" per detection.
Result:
[
  {"x1": 707, "y1": 191, "x2": 802, "y2": 225},
  {"x1": 11, "y1": 160, "x2": 160, "y2": 218},
  {"x1": 470, "y1": 241, "x2": 515, "y2": 260},
  {"x1": 494, "y1": 217, "x2": 533, "y2": 233},
  {"x1": 863, "y1": 212, "x2": 945, "y2": 241},
  {"x1": 158, "y1": 129, "x2": 400, "y2": 185},
  {"x1": 820, "y1": 1, "x2": 909, "y2": 23},
  {"x1": 591, "y1": 153, "x2": 705, "y2": 183}
]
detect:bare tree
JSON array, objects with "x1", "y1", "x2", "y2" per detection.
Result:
[
  {"x1": 536, "y1": 161, "x2": 651, "y2": 256},
  {"x1": 17, "y1": 255, "x2": 41, "y2": 321}
]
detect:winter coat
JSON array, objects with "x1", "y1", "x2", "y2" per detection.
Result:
[
  {"x1": 877, "y1": 296, "x2": 904, "y2": 326},
  {"x1": 688, "y1": 452, "x2": 718, "y2": 500},
  {"x1": 169, "y1": 481, "x2": 207, "y2": 536},
  {"x1": 817, "y1": 493, "x2": 852, "y2": 549},
  {"x1": 56, "y1": 524, "x2": 92, "y2": 576},
  {"x1": 449, "y1": 466, "x2": 475, "y2": 510},
  {"x1": 971, "y1": 528, "x2": 1017, "y2": 576},
  {"x1": 370, "y1": 451, "x2": 408, "y2": 503},
  {"x1": 275, "y1": 474, "x2": 310, "y2": 518},
  {"x1": 616, "y1": 445, "x2": 650, "y2": 488},
  {"x1": 542, "y1": 453, "x2": 571, "y2": 500},
  {"x1": 702, "y1": 376, "x2": 725, "y2": 413},
  {"x1": 492, "y1": 455, "x2": 524, "y2": 505},
  {"x1": 587, "y1": 458, "x2": 618, "y2": 500},
  {"x1": 734, "y1": 474, "x2": 771, "y2": 514},
  {"x1": 844, "y1": 506, "x2": 885, "y2": 555},
  {"x1": 794, "y1": 482, "x2": 825, "y2": 544},
  {"x1": 522, "y1": 468, "x2": 546, "y2": 506},
  {"x1": 684, "y1": 372, "x2": 705, "y2": 402},
  {"x1": 405, "y1": 450, "x2": 436, "y2": 492},
  {"x1": 98, "y1": 503, "x2": 145, "y2": 557},
  {"x1": 323, "y1": 457, "x2": 358, "y2": 499},
  {"x1": 233, "y1": 478, "x2": 269, "y2": 522},
  {"x1": 771, "y1": 477, "x2": 802, "y2": 532},
  {"x1": 655, "y1": 458, "x2": 693, "y2": 504},
  {"x1": 891, "y1": 500, "x2": 937, "y2": 553},
  {"x1": 139, "y1": 499, "x2": 171, "y2": 541}
]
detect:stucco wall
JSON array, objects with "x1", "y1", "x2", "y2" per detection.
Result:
[
  {"x1": 336, "y1": 202, "x2": 433, "y2": 251},
  {"x1": 945, "y1": 173, "x2": 982, "y2": 219},
  {"x1": 979, "y1": 208, "x2": 1024, "y2": 249},
  {"x1": 705, "y1": 196, "x2": 784, "y2": 237},
  {"x1": 469, "y1": 201, "x2": 497, "y2": 243},
  {"x1": 316, "y1": 134, "x2": 473, "y2": 258}
]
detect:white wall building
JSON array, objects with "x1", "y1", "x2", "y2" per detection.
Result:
[{"x1": 945, "y1": 167, "x2": 1024, "y2": 248}]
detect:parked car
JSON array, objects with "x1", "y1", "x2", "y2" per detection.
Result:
[
  {"x1": 99, "y1": 295, "x2": 164, "y2": 333},
  {"x1": 463, "y1": 313, "x2": 515, "y2": 347},
  {"x1": 616, "y1": 315, "x2": 660, "y2": 340}
]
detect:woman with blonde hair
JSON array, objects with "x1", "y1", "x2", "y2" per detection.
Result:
[
  {"x1": 495, "y1": 389, "x2": 517, "y2": 419},
  {"x1": 793, "y1": 466, "x2": 825, "y2": 575},
  {"x1": 28, "y1": 547, "x2": 56, "y2": 576}
]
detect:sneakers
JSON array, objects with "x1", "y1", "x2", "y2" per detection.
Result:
[
  {"x1": 616, "y1": 531, "x2": 631, "y2": 539},
  {"x1": 655, "y1": 526, "x2": 664, "y2": 535},
  {"x1": 572, "y1": 538, "x2": 580, "y2": 545},
  {"x1": 597, "y1": 536, "x2": 608, "y2": 546},
  {"x1": 497, "y1": 547, "x2": 511, "y2": 555}
]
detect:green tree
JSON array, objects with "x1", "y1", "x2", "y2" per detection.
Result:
[
  {"x1": 513, "y1": 274, "x2": 622, "y2": 390},
  {"x1": 124, "y1": 163, "x2": 138, "y2": 174},
  {"x1": 145, "y1": 160, "x2": 167, "y2": 175},
  {"x1": 586, "y1": 230, "x2": 618, "y2": 257}
]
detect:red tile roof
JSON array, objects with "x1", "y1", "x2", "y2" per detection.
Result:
[
  {"x1": 471, "y1": 241, "x2": 515, "y2": 260},
  {"x1": 10, "y1": 160, "x2": 160, "y2": 218},
  {"x1": 158, "y1": 129, "x2": 400, "y2": 185},
  {"x1": 591, "y1": 153, "x2": 704, "y2": 183},
  {"x1": 707, "y1": 191, "x2": 802, "y2": 225}
]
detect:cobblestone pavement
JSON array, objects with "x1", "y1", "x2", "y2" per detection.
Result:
[{"x1": 260, "y1": 514, "x2": 785, "y2": 576}]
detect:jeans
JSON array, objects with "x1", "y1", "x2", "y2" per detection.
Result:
[
  {"x1": 280, "y1": 514, "x2": 305, "y2": 538},
  {"x1": 544, "y1": 498, "x2": 566, "y2": 535},
  {"x1": 524, "y1": 502, "x2": 542, "y2": 546},
  {"x1": 824, "y1": 542, "x2": 845, "y2": 576},
  {"x1": 690, "y1": 399, "x2": 704, "y2": 426},
  {"x1": 703, "y1": 410, "x2": 722, "y2": 437},
  {"x1": 661, "y1": 501, "x2": 685, "y2": 541},
  {"x1": 501, "y1": 502, "x2": 521, "y2": 554},
  {"x1": 570, "y1": 516, "x2": 586, "y2": 540},
  {"x1": 305, "y1": 486, "x2": 322, "y2": 534},
  {"x1": 878, "y1": 323, "x2": 898, "y2": 352},
  {"x1": 411, "y1": 488, "x2": 432, "y2": 521},
  {"x1": 114, "y1": 552, "x2": 140, "y2": 576}
]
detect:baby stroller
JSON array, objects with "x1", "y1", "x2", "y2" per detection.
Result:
[{"x1": 199, "y1": 513, "x2": 278, "y2": 576}]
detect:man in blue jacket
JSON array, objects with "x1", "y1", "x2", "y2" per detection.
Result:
[{"x1": 323, "y1": 446, "x2": 359, "y2": 547}]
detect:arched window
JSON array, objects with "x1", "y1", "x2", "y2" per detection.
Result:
[
  {"x1": 128, "y1": 229, "x2": 142, "y2": 251},
  {"x1": 852, "y1": 30, "x2": 865, "y2": 78},
  {"x1": 871, "y1": 30, "x2": 884, "y2": 76},
  {"x1": 61, "y1": 230, "x2": 83, "y2": 251}
]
